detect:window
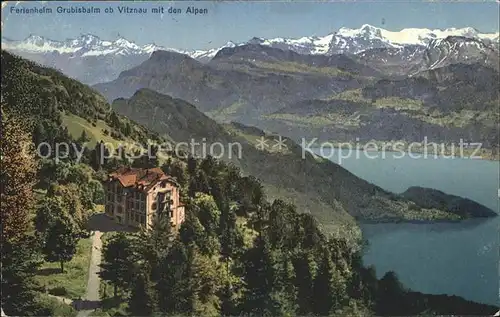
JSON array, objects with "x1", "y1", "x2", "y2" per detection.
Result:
[
  {"x1": 152, "y1": 202, "x2": 157, "y2": 210},
  {"x1": 117, "y1": 206, "x2": 123, "y2": 214},
  {"x1": 135, "y1": 214, "x2": 139, "y2": 222}
]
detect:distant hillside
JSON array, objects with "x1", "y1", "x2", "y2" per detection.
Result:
[
  {"x1": 402, "y1": 187, "x2": 498, "y2": 218},
  {"x1": 93, "y1": 45, "x2": 375, "y2": 122},
  {"x1": 261, "y1": 63, "x2": 499, "y2": 156},
  {"x1": 111, "y1": 88, "x2": 497, "y2": 229}
]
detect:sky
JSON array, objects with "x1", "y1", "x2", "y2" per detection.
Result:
[{"x1": 1, "y1": 1, "x2": 499, "y2": 50}]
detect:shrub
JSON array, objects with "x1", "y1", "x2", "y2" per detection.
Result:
[{"x1": 49, "y1": 286, "x2": 68, "y2": 297}]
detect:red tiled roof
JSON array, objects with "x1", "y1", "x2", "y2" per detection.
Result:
[{"x1": 108, "y1": 167, "x2": 176, "y2": 191}]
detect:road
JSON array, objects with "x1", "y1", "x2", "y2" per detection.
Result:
[{"x1": 76, "y1": 231, "x2": 103, "y2": 317}]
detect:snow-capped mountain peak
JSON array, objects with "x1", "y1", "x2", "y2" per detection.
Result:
[
  {"x1": 3, "y1": 25, "x2": 498, "y2": 59},
  {"x1": 338, "y1": 24, "x2": 383, "y2": 39},
  {"x1": 2, "y1": 25, "x2": 497, "y2": 85},
  {"x1": 2, "y1": 33, "x2": 166, "y2": 57}
]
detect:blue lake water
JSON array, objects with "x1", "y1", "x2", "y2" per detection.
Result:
[{"x1": 312, "y1": 149, "x2": 499, "y2": 306}]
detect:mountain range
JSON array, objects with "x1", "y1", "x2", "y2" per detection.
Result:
[
  {"x1": 3, "y1": 25, "x2": 498, "y2": 157},
  {"x1": 90, "y1": 38, "x2": 499, "y2": 154},
  {"x1": 2, "y1": 24, "x2": 498, "y2": 84}
]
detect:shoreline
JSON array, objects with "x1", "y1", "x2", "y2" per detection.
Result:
[
  {"x1": 319, "y1": 142, "x2": 500, "y2": 161},
  {"x1": 358, "y1": 216, "x2": 497, "y2": 225}
]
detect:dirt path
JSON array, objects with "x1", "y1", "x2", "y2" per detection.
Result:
[{"x1": 76, "y1": 231, "x2": 103, "y2": 317}]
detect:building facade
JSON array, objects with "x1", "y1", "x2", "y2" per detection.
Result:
[{"x1": 103, "y1": 167, "x2": 185, "y2": 228}]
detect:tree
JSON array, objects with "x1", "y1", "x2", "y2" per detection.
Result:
[
  {"x1": 1, "y1": 236, "x2": 43, "y2": 316},
  {"x1": 267, "y1": 199, "x2": 298, "y2": 250},
  {"x1": 132, "y1": 144, "x2": 158, "y2": 169},
  {"x1": 195, "y1": 193, "x2": 221, "y2": 233},
  {"x1": 168, "y1": 159, "x2": 187, "y2": 187},
  {"x1": 187, "y1": 156, "x2": 197, "y2": 175},
  {"x1": 188, "y1": 169, "x2": 210, "y2": 197},
  {"x1": 242, "y1": 235, "x2": 296, "y2": 316},
  {"x1": 50, "y1": 184, "x2": 88, "y2": 227},
  {"x1": 32, "y1": 121, "x2": 47, "y2": 148},
  {"x1": 292, "y1": 251, "x2": 317, "y2": 314},
  {"x1": 312, "y1": 248, "x2": 347, "y2": 316},
  {"x1": 219, "y1": 207, "x2": 244, "y2": 263},
  {"x1": 42, "y1": 216, "x2": 80, "y2": 273},
  {"x1": 180, "y1": 206, "x2": 219, "y2": 256},
  {"x1": 99, "y1": 233, "x2": 136, "y2": 297},
  {"x1": 132, "y1": 215, "x2": 175, "y2": 281},
  {"x1": 0, "y1": 112, "x2": 37, "y2": 243},
  {"x1": 375, "y1": 271, "x2": 406, "y2": 315},
  {"x1": 189, "y1": 249, "x2": 223, "y2": 316},
  {"x1": 77, "y1": 130, "x2": 90, "y2": 144},
  {"x1": 90, "y1": 141, "x2": 110, "y2": 171},
  {"x1": 0, "y1": 111, "x2": 44, "y2": 315},
  {"x1": 128, "y1": 268, "x2": 157, "y2": 316},
  {"x1": 35, "y1": 196, "x2": 66, "y2": 237},
  {"x1": 156, "y1": 239, "x2": 190, "y2": 314}
]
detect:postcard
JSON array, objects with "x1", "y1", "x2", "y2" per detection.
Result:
[{"x1": 1, "y1": 1, "x2": 499, "y2": 316}]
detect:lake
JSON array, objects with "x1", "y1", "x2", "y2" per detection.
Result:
[{"x1": 312, "y1": 148, "x2": 499, "y2": 306}]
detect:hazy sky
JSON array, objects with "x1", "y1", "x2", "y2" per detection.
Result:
[{"x1": 2, "y1": 1, "x2": 499, "y2": 50}]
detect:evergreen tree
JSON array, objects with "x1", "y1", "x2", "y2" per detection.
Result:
[
  {"x1": 220, "y1": 282, "x2": 236, "y2": 317},
  {"x1": 187, "y1": 155, "x2": 197, "y2": 175},
  {"x1": 1, "y1": 236, "x2": 43, "y2": 316},
  {"x1": 133, "y1": 215, "x2": 175, "y2": 281},
  {"x1": 242, "y1": 235, "x2": 296, "y2": 316},
  {"x1": 128, "y1": 268, "x2": 157, "y2": 317},
  {"x1": 99, "y1": 233, "x2": 136, "y2": 297},
  {"x1": 90, "y1": 141, "x2": 108, "y2": 170},
  {"x1": 156, "y1": 239, "x2": 190, "y2": 315},
  {"x1": 219, "y1": 207, "x2": 244, "y2": 263},
  {"x1": 292, "y1": 251, "x2": 317, "y2": 314},
  {"x1": 376, "y1": 271, "x2": 406, "y2": 315},
  {"x1": 77, "y1": 130, "x2": 90, "y2": 144},
  {"x1": 188, "y1": 169, "x2": 210, "y2": 197},
  {"x1": 312, "y1": 248, "x2": 346, "y2": 316}
]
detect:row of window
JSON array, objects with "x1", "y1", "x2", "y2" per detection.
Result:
[
  {"x1": 105, "y1": 204, "x2": 114, "y2": 215},
  {"x1": 127, "y1": 200, "x2": 146, "y2": 211},
  {"x1": 108, "y1": 185, "x2": 147, "y2": 200},
  {"x1": 106, "y1": 204, "x2": 146, "y2": 224},
  {"x1": 128, "y1": 212, "x2": 145, "y2": 224}
]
